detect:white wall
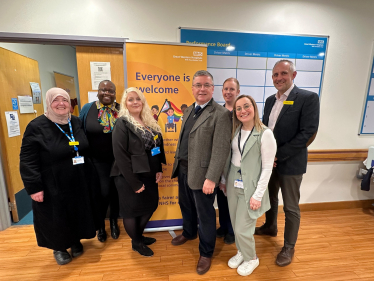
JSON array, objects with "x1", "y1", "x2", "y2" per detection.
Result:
[
  {"x1": 0, "y1": 0, "x2": 373, "y2": 203},
  {"x1": 0, "y1": 43, "x2": 79, "y2": 111}
]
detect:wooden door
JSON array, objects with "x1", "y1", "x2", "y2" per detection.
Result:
[
  {"x1": 76, "y1": 46, "x2": 124, "y2": 107},
  {"x1": 0, "y1": 47, "x2": 44, "y2": 222}
]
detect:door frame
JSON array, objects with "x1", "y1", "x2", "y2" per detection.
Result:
[
  {"x1": 0, "y1": 141, "x2": 11, "y2": 231},
  {"x1": 0, "y1": 32, "x2": 128, "y2": 229}
]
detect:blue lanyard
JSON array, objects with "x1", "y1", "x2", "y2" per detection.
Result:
[{"x1": 54, "y1": 119, "x2": 79, "y2": 153}]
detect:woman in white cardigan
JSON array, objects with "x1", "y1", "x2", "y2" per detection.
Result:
[{"x1": 221, "y1": 95, "x2": 277, "y2": 276}]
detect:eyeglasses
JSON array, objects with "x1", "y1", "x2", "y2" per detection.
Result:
[
  {"x1": 193, "y1": 83, "x2": 213, "y2": 89},
  {"x1": 235, "y1": 104, "x2": 252, "y2": 112},
  {"x1": 99, "y1": 89, "x2": 115, "y2": 95}
]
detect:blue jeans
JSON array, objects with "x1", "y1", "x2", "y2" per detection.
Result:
[{"x1": 178, "y1": 168, "x2": 217, "y2": 258}]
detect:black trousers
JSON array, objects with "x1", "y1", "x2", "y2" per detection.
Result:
[
  {"x1": 265, "y1": 168, "x2": 303, "y2": 248},
  {"x1": 216, "y1": 188, "x2": 234, "y2": 234},
  {"x1": 178, "y1": 168, "x2": 217, "y2": 258},
  {"x1": 92, "y1": 160, "x2": 119, "y2": 229}
]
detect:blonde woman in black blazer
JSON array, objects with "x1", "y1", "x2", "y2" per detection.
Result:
[{"x1": 111, "y1": 87, "x2": 166, "y2": 257}]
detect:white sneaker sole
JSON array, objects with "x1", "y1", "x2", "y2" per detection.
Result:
[{"x1": 237, "y1": 260, "x2": 259, "y2": 276}]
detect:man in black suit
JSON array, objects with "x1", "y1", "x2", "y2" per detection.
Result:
[{"x1": 255, "y1": 60, "x2": 319, "y2": 267}]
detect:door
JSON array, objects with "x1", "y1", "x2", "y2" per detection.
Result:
[
  {"x1": 75, "y1": 46, "x2": 125, "y2": 107},
  {"x1": 0, "y1": 47, "x2": 44, "y2": 222}
]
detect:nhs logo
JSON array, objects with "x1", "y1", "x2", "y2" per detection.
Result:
[
  {"x1": 193, "y1": 51, "x2": 203, "y2": 56},
  {"x1": 318, "y1": 40, "x2": 324, "y2": 44}
]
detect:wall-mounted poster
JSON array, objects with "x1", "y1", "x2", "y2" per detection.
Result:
[
  {"x1": 18, "y1": 96, "x2": 34, "y2": 114},
  {"x1": 29, "y1": 82, "x2": 41, "y2": 104},
  {"x1": 180, "y1": 28, "x2": 329, "y2": 118},
  {"x1": 5, "y1": 111, "x2": 20, "y2": 137},
  {"x1": 90, "y1": 62, "x2": 111, "y2": 90}
]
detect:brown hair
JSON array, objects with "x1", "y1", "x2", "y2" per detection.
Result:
[
  {"x1": 223, "y1": 77, "x2": 240, "y2": 90},
  {"x1": 232, "y1": 95, "x2": 264, "y2": 139}
]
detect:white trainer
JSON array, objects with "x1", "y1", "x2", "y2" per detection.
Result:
[
  {"x1": 237, "y1": 258, "x2": 259, "y2": 276},
  {"x1": 228, "y1": 251, "x2": 244, "y2": 268}
]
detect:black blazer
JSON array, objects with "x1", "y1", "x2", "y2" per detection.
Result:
[
  {"x1": 110, "y1": 117, "x2": 166, "y2": 191},
  {"x1": 263, "y1": 85, "x2": 320, "y2": 175}
]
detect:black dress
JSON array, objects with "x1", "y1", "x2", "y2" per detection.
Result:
[
  {"x1": 84, "y1": 102, "x2": 120, "y2": 224},
  {"x1": 111, "y1": 118, "x2": 166, "y2": 218},
  {"x1": 19, "y1": 115, "x2": 99, "y2": 251}
]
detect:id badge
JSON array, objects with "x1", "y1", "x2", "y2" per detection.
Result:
[
  {"x1": 151, "y1": 147, "x2": 161, "y2": 156},
  {"x1": 234, "y1": 179, "x2": 244, "y2": 189},
  {"x1": 72, "y1": 156, "x2": 85, "y2": 165}
]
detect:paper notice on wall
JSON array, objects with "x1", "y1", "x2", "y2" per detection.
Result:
[
  {"x1": 18, "y1": 96, "x2": 34, "y2": 114},
  {"x1": 88, "y1": 91, "x2": 99, "y2": 103},
  {"x1": 29, "y1": 82, "x2": 42, "y2": 104},
  {"x1": 5, "y1": 111, "x2": 20, "y2": 137},
  {"x1": 90, "y1": 62, "x2": 111, "y2": 90}
]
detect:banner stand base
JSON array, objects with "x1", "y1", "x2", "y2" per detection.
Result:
[{"x1": 144, "y1": 226, "x2": 183, "y2": 233}]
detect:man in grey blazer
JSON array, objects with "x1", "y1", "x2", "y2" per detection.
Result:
[
  {"x1": 255, "y1": 60, "x2": 320, "y2": 267},
  {"x1": 171, "y1": 70, "x2": 232, "y2": 275}
]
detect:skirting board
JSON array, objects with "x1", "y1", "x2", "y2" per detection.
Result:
[{"x1": 215, "y1": 199, "x2": 374, "y2": 216}]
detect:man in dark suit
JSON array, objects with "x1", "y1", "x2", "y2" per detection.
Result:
[
  {"x1": 255, "y1": 60, "x2": 320, "y2": 267},
  {"x1": 171, "y1": 70, "x2": 232, "y2": 275},
  {"x1": 216, "y1": 77, "x2": 240, "y2": 245}
]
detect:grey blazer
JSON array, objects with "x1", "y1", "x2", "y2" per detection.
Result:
[{"x1": 171, "y1": 99, "x2": 232, "y2": 190}]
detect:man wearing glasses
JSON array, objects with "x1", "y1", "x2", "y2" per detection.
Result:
[
  {"x1": 255, "y1": 60, "x2": 320, "y2": 267},
  {"x1": 171, "y1": 70, "x2": 232, "y2": 275}
]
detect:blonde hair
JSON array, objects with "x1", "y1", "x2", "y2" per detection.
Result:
[
  {"x1": 119, "y1": 87, "x2": 162, "y2": 134},
  {"x1": 232, "y1": 95, "x2": 264, "y2": 138}
]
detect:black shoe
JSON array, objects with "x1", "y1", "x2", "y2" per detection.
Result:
[
  {"x1": 216, "y1": 227, "x2": 227, "y2": 238},
  {"x1": 132, "y1": 242, "x2": 154, "y2": 257},
  {"x1": 97, "y1": 228, "x2": 107, "y2": 242},
  {"x1": 71, "y1": 241, "x2": 83, "y2": 258},
  {"x1": 254, "y1": 223, "x2": 278, "y2": 237},
  {"x1": 224, "y1": 233, "x2": 235, "y2": 245},
  {"x1": 53, "y1": 250, "x2": 72, "y2": 265},
  {"x1": 110, "y1": 219, "x2": 120, "y2": 239},
  {"x1": 142, "y1": 236, "x2": 156, "y2": 245}
]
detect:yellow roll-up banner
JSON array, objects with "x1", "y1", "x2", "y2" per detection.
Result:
[{"x1": 126, "y1": 42, "x2": 207, "y2": 229}]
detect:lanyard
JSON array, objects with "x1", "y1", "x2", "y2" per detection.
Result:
[
  {"x1": 144, "y1": 126, "x2": 158, "y2": 148},
  {"x1": 54, "y1": 119, "x2": 79, "y2": 154},
  {"x1": 237, "y1": 126, "x2": 253, "y2": 156}
]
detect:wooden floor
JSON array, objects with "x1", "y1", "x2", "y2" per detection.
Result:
[{"x1": 1, "y1": 208, "x2": 374, "y2": 280}]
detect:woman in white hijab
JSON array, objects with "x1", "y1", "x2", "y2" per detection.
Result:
[{"x1": 20, "y1": 88, "x2": 99, "y2": 265}]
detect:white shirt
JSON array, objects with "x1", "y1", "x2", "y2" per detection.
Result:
[
  {"x1": 268, "y1": 84, "x2": 294, "y2": 131},
  {"x1": 194, "y1": 99, "x2": 211, "y2": 110},
  {"x1": 221, "y1": 128, "x2": 277, "y2": 201}
]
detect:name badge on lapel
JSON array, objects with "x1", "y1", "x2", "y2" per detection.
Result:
[{"x1": 283, "y1": 101, "x2": 294, "y2": 105}]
